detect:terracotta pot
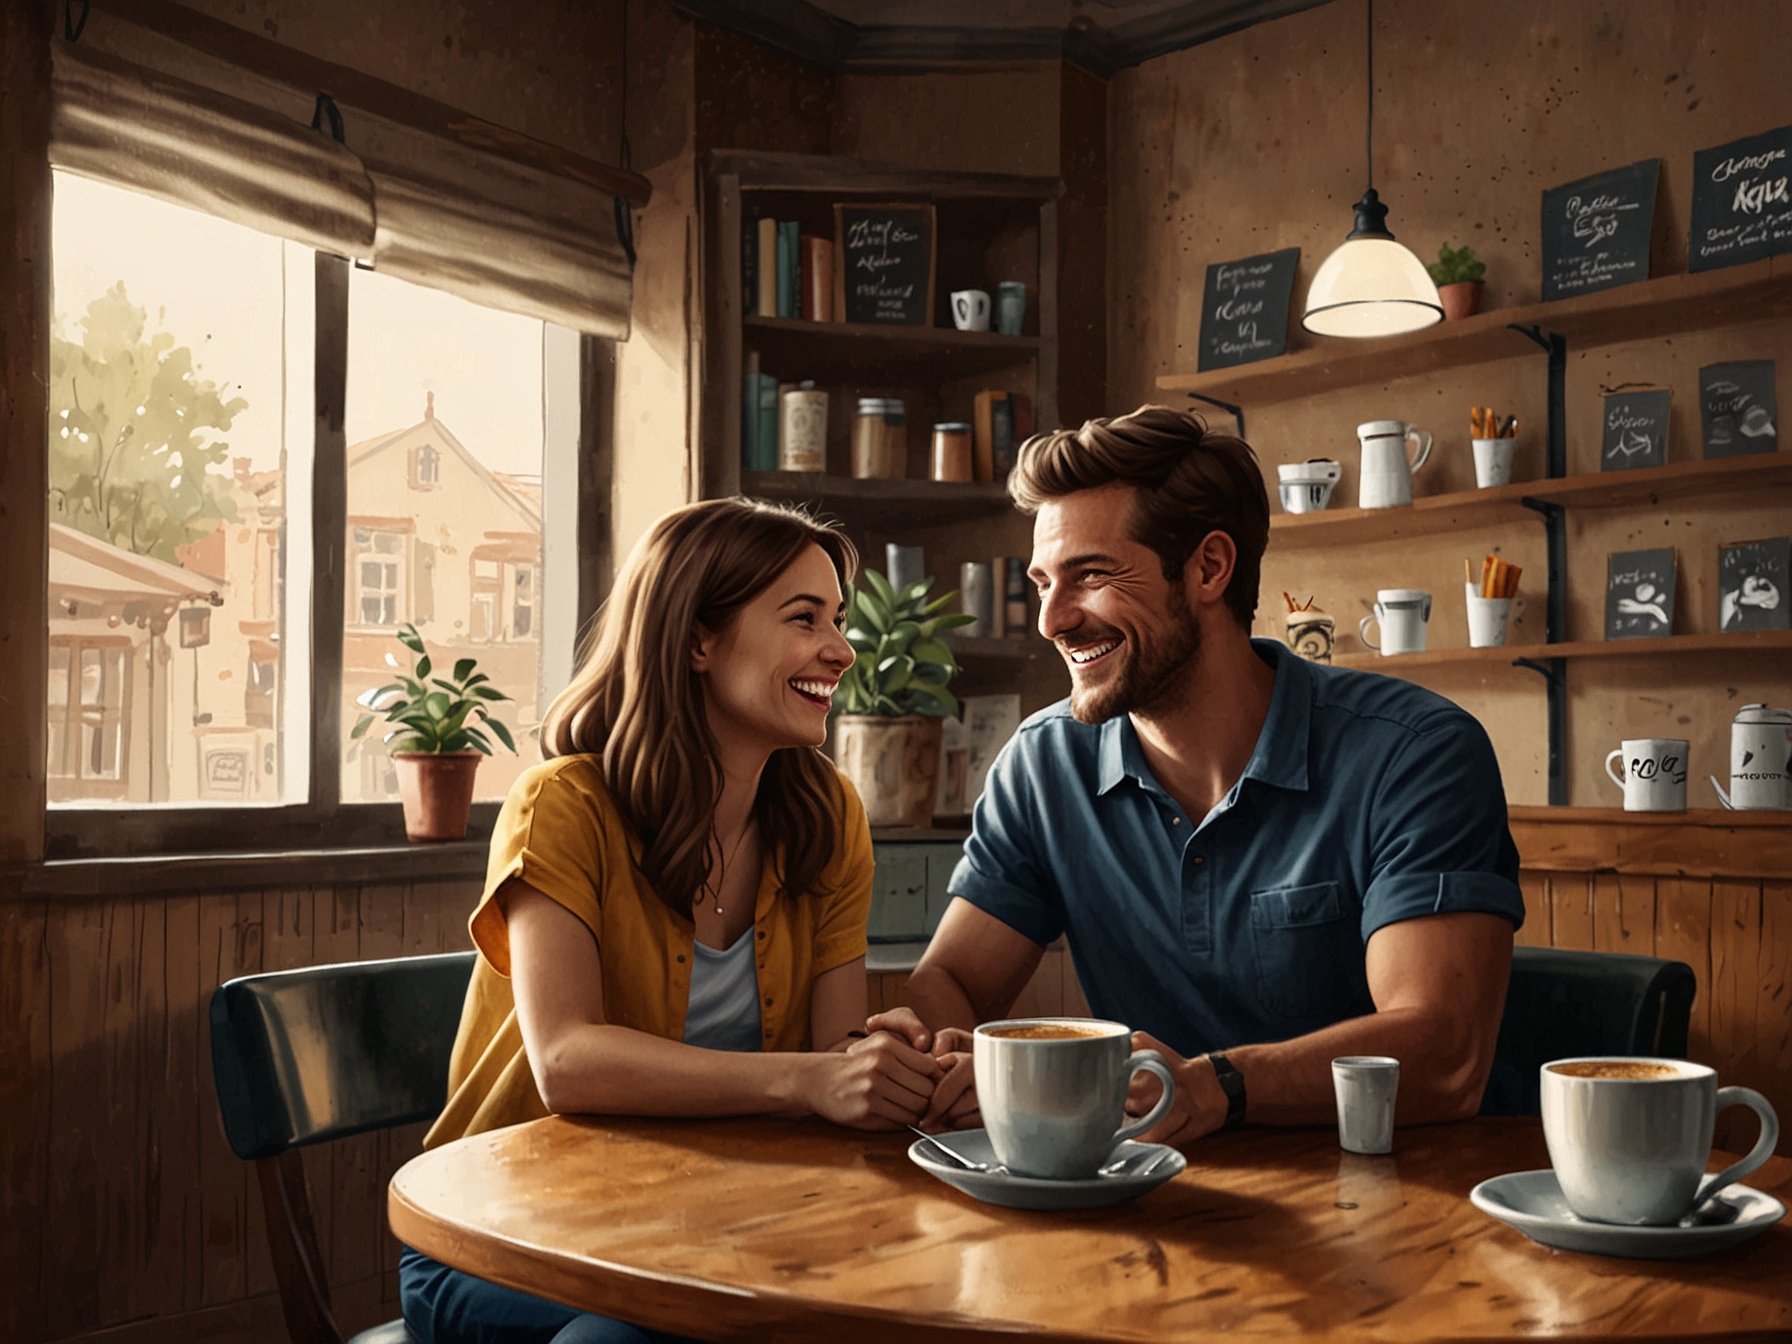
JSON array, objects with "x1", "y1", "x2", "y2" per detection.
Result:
[
  {"x1": 392, "y1": 751, "x2": 484, "y2": 842},
  {"x1": 831, "y1": 714, "x2": 944, "y2": 829},
  {"x1": 1438, "y1": 281, "x2": 1482, "y2": 322}
]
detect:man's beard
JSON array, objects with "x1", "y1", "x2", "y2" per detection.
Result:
[{"x1": 1066, "y1": 589, "x2": 1202, "y2": 724}]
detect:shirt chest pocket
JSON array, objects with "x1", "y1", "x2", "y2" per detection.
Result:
[{"x1": 1248, "y1": 881, "x2": 1365, "y2": 1020}]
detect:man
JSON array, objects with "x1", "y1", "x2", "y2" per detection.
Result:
[{"x1": 891, "y1": 406, "x2": 1523, "y2": 1146}]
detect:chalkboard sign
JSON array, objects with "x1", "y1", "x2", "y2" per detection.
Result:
[
  {"x1": 1719, "y1": 537, "x2": 1791, "y2": 632},
  {"x1": 1542, "y1": 160, "x2": 1659, "y2": 301},
  {"x1": 1700, "y1": 360, "x2": 1779, "y2": 458},
  {"x1": 1197, "y1": 247, "x2": 1300, "y2": 371},
  {"x1": 834, "y1": 203, "x2": 936, "y2": 327},
  {"x1": 1606, "y1": 547, "x2": 1677, "y2": 640},
  {"x1": 1600, "y1": 388, "x2": 1671, "y2": 471},
  {"x1": 1690, "y1": 124, "x2": 1792, "y2": 273}
]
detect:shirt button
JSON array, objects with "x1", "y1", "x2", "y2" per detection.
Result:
[
  {"x1": 676, "y1": 954, "x2": 686, "y2": 963},
  {"x1": 764, "y1": 996, "x2": 774, "y2": 1006},
  {"x1": 1193, "y1": 856, "x2": 1204, "y2": 865},
  {"x1": 1172, "y1": 817, "x2": 1182, "y2": 825},
  {"x1": 756, "y1": 930, "x2": 766, "y2": 939}
]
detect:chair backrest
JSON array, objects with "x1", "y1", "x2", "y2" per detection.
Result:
[
  {"x1": 210, "y1": 951, "x2": 476, "y2": 1161},
  {"x1": 1492, "y1": 947, "x2": 1697, "y2": 1115}
]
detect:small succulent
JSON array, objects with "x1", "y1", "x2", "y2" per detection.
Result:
[
  {"x1": 1427, "y1": 242, "x2": 1487, "y2": 286},
  {"x1": 351, "y1": 623, "x2": 517, "y2": 755},
  {"x1": 834, "y1": 570, "x2": 975, "y2": 719}
]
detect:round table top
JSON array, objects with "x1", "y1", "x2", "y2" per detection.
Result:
[{"x1": 389, "y1": 1115, "x2": 1792, "y2": 1343}]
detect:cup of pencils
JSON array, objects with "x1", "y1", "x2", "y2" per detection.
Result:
[
  {"x1": 1466, "y1": 555, "x2": 1521, "y2": 648},
  {"x1": 1470, "y1": 406, "x2": 1517, "y2": 489}
]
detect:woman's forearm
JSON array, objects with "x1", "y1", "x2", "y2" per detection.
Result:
[{"x1": 531, "y1": 1022, "x2": 831, "y2": 1117}]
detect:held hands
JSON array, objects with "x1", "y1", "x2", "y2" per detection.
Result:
[
  {"x1": 809, "y1": 1022, "x2": 943, "y2": 1130},
  {"x1": 853, "y1": 1009, "x2": 982, "y2": 1133},
  {"x1": 1125, "y1": 1032, "x2": 1229, "y2": 1149}
]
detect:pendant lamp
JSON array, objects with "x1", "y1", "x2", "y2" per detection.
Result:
[{"x1": 1301, "y1": 0, "x2": 1442, "y2": 338}]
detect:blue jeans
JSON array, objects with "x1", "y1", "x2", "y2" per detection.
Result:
[{"x1": 399, "y1": 1247, "x2": 691, "y2": 1344}]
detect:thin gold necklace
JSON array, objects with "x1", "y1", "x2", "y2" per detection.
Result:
[{"x1": 703, "y1": 819, "x2": 752, "y2": 916}]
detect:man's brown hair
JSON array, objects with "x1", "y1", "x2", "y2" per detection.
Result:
[{"x1": 1008, "y1": 405, "x2": 1270, "y2": 630}]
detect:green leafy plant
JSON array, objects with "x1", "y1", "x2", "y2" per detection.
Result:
[
  {"x1": 835, "y1": 571, "x2": 976, "y2": 719},
  {"x1": 1426, "y1": 242, "x2": 1487, "y2": 286},
  {"x1": 351, "y1": 623, "x2": 518, "y2": 755}
]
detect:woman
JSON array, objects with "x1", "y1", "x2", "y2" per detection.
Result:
[{"x1": 401, "y1": 499, "x2": 944, "y2": 1344}]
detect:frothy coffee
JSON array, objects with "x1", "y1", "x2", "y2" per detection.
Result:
[
  {"x1": 1550, "y1": 1060, "x2": 1682, "y2": 1081},
  {"x1": 985, "y1": 1024, "x2": 1106, "y2": 1040}
]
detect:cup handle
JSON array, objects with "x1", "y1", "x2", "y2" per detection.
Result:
[
  {"x1": 1419, "y1": 594, "x2": 1433, "y2": 622},
  {"x1": 1407, "y1": 428, "x2": 1434, "y2": 473},
  {"x1": 1604, "y1": 749, "x2": 1626, "y2": 789},
  {"x1": 1694, "y1": 1087, "x2": 1780, "y2": 1207},
  {"x1": 1114, "y1": 1050, "x2": 1177, "y2": 1145},
  {"x1": 1358, "y1": 613, "x2": 1381, "y2": 650}
]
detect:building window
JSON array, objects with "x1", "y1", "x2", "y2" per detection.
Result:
[
  {"x1": 47, "y1": 639, "x2": 131, "y2": 795},
  {"x1": 413, "y1": 442, "x2": 440, "y2": 488},
  {"x1": 470, "y1": 558, "x2": 501, "y2": 642},
  {"x1": 353, "y1": 528, "x2": 406, "y2": 626},
  {"x1": 513, "y1": 564, "x2": 535, "y2": 640},
  {"x1": 246, "y1": 652, "x2": 277, "y2": 728}
]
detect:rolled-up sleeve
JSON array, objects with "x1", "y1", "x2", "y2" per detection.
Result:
[
  {"x1": 1361, "y1": 710, "x2": 1525, "y2": 942},
  {"x1": 948, "y1": 732, "x2": 1063, "y2": 948}
]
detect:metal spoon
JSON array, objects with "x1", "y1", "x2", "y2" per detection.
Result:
[
  {"x1": 1100, "y1": 1147, "x2": 1173, "y2": 1179},
  {"x1": 907, "y1": 1125, "x2": 1002, "y2": 1172}
]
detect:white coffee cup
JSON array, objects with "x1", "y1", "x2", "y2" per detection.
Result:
[
  {"x1": 1465, "y1": 583, "x2": 1512, "y2": 648},
  {"x1": 973, "y1": 1018, "x2": 1175, "y2": 1179},
  {"x1": 950, "y1": 289, "x2": 991, "y2": 332},
  {"x1": 1332, "y1": 1056, "x2": 1399, "y2": 1155},
  {"x1": 1358, "y1": 589, "x2": 1431, "y2": 655},
  {"x1": 1472, "y1": 437, "x2": 1515, "y2": 488},
  {"x1": 1604, "y1": 738, "x2": 1688, "y2": 812},
  {"x1": 1541, "y1": 1057, "x2": 1779, "y2": 1226},
  {"x1": 1276, "y1": 459, "x2": 1342, "y2": 513}
]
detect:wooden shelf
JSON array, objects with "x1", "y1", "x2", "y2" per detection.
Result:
[
  {"x1": 744, "y1": 315, "x2": 1041, "y2": 382},
  {"x1": 1508, "y1": 807, "x2": 1792, "y2": 880},
  {"x1": 742, "y1": 471, "x2": 1013, "y2": 526},
  {"x1": 1159, "y1": 255, "x2": 1792, "y2": 406},
  {"x1": 1335, "y1": 629, "x2": 1792, "y2": 671},
  {"x1": 1271, "y1": 452, "x2": 1792, "y2": 549}
]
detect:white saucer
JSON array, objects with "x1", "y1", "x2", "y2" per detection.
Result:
[
  {"x1": 908, "y1": 1129, "x2": 1186, "y2": 1210},
  {"x1": 1470, "y1": 1169, "x2": 1786, "y2": 1259}
]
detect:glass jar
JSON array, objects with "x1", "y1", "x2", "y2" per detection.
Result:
[
  {"x1": 853, "y1": 397, "x2": 906, "y2": 478},
  {"x1": 930, "y1": 421, "x2": 973, "y2": 483}
]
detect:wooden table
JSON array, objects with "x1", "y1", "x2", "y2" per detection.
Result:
[{"x1": 389, "y1": 1115, "x2": 1792, "y2": 1342}]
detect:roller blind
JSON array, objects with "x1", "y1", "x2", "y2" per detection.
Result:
[{"x1": 47, "y1": 40, "x2": 633, "y2": 339}]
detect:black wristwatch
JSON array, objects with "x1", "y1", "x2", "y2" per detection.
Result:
[{"x1": 1206, "y1": 1051, "x2": 1247, "y2": 1130}]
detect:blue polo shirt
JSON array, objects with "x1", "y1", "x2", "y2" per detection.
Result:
[{"x1": 949, "y1": 639, "x2": 1524, "y2": 1057}]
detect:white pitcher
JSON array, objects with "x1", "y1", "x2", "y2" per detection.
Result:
[
  {"x1": 1357, "y1": 420, "x2": 1433, "y2": 509},
  {"x1": 1710, "y1": 704, "x2": 1792, "y2": 810}
]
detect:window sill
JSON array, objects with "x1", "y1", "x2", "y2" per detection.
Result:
[{"x1": 17, "y1": 838, "x2": 490, "y2": 899}]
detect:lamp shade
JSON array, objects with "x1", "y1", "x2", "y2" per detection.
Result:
[{"x1": 1302, "y1": 235, "x2": 1443, "y2": 338}]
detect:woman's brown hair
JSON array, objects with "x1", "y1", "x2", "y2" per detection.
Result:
[
  {"x1": 1008, "y1": 405, "x2": 1269, "y2": 630},
  {"x1": 540, "y1": 498, "x2": 858, "y2": 915}
]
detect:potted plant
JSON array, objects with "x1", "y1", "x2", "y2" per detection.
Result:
[
  {"x1": 351, "y1": 623, "x2": 517, "y2": 842},
  {"x1": 1427, "y1": 242, "x2": 1487, "y2": 321},
  {"x1": 831, "y1": 571, "x2": 974, "y2": 828}
]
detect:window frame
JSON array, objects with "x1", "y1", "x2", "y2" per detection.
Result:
[{"x1": 44, "y1": 252, "x2": 616, "y2": 859}]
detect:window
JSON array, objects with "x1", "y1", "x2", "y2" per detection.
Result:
[{"x1": 45, "y1": 172, "x2": 599, "y2": 855}]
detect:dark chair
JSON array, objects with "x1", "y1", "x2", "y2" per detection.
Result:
[
  {"x1": 210, "y1": 951, "x2": 477, "y2": 1344},
  {"x1": 1489, "y1": 947, "x2": 1697, "y2": 1115}
]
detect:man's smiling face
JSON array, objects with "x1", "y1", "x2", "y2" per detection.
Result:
[{"x1": 1029, "y1": 483, "x2": 1201, "y2": 724}]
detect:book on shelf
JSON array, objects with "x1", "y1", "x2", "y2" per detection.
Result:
[
  {"x1": 991, "y1": 396, "x2": 1015, "y2": 477},
  {"x1": 741, "y1": 217, "x2": 757, "y2": 318},
  {"x1": 741, "y1": 352, "x2": 779, "y2": 471},
  {"x1": 972, "y1": 390, "x2": 1005, "y2": 482},
  {"x1": 755, "y1": 217, "x2": 778, "y2": 318},
  {"x1": 1011, "y1": 392, "x2": 1033, "y2": 442},
  {"x1": 801, "y1": 235, "x2": 833, "y2": 321},
  {"x1": 775, "y1": 221, "x2": 799, "y2": 319},
  {"x1": 999, "y1": 556, "x2": 1028, "y2": 638},
  {"x1": 970, "y1": 390, "x2": 1028, "y2": 481}
]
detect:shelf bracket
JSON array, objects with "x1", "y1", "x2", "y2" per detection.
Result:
[
  {"x1": 1184, "y1": 392, "x2": 1245, "y2": 438},
  {"x1": 1518, "y1": 498, "x2": 1567, "y2": 644},
  {"x1": 1512, "y1": 655, "x2": 1569, "y2": 806},
  {"x1": 1507, "y1": 324, "x2": 1567, "y2": 479}
]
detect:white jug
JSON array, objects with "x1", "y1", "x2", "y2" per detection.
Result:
[
  {"x1": 1710, "y1": 704, "x2": 1792, "y2": 810},
  {"x1": 1357, "y1": 420, "x2": 1433, "y2": 509}
]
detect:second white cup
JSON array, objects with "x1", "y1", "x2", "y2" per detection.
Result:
[
  {"x1": 1604, "y1": 738, "x2": 1689, "y2": 812},
  {"x1": 950, "y1": 288, "x2": 991, "y2": 332},
  {"x1": 1333, "y1": 1056, "x2": 1400, "y2": 1155},
  {"x1": 1472, "y1": 437, "x2": 1515, "y2": 488},
  {"x1": 1359, "y1": 589, "x2": 1432, "y2": 655},
  {"x1": 1465, "y1": 583, "x2": 1512, "y2": 648}
]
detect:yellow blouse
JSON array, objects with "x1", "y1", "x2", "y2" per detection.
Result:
[{"x1": 424, "y1": 754, "x2": 873, "y2": 1148}]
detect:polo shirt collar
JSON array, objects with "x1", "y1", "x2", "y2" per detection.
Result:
[{"x1": 1094, "y1": 638, "x2": 1312, "y2": 797}]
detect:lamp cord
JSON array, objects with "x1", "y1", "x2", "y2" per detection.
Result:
[{"x1": 1365, "y1": 0, "x2": 1374, "y2": 190}]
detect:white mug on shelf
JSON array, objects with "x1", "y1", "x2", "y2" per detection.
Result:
[
  {"x1": 1357, "y1": 420, "x2": 1433, "y2": 509},
  {"x1": 950, "y1": 289, "x2": 992, "y2": 332},
  {"x1": 1358, "y1": 589, "x2": 1432, "y2": 656},
  {"x1": 1603, "y1": 738, "x2": 1688, "y2": 812}
]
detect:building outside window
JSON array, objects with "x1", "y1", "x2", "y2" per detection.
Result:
[
  {"x1": 352, "y1": 527, "x2": 407, "y2": 627},
  {"x1": 47, "y1": 639, "x2": 132, "y2": 797}
]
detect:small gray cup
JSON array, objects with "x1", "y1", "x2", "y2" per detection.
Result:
[
  {"x1": 995, "y1": 281, "x2": 1027, "y2": 336},
  {"x1": 1332, "y1": 1056, "x2": 1399, "y2": 1154}
]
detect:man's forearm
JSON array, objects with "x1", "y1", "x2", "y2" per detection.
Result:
[
  {"x1": 1224, "y1": 1004, "x2": 1491, "y2": 1127},
  {"x1": 902, "y1": 961, "x2": 984, "y2": 1036}
]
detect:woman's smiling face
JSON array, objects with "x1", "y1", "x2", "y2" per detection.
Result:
[{"x1": 692, "y1": 542, "x2": 855, "y2": 754}]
